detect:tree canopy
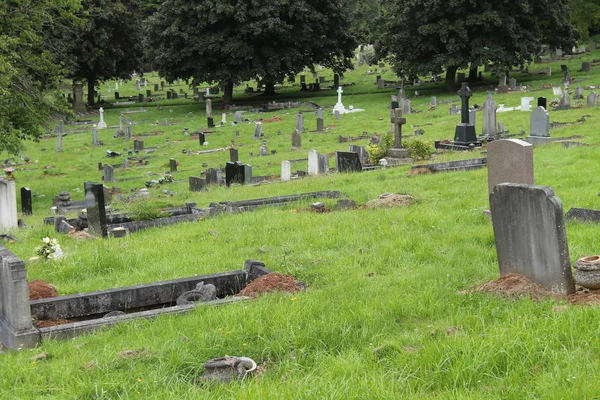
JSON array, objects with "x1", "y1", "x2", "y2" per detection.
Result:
[
  {"x1": 375, "y1": 0, "x2": 578, "y2": 90},
  {"x1": 146, "y1": 0, "x2": 357, "y2": 103},
  {"x1": 64, "y1": 0, "x2": 144, "y2": 105},
  {"x1": 0, "y1": 0, "x2": 80, "y2": 155}
]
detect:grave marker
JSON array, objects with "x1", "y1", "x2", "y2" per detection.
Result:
[
  {"x1": 103, "y1": 164, "x2": 115, "y2": 183},
  {"x1": 296, "y1": 113, "x2": 304, "y2": 133},
  {"x1": 206, "y1": 99, "x2": 212, "y2": 117},
  {"x1": 454, "y1": 83, "x2": 477, "y2": 145},
  {"x1": 291, "y1": 129, "x2": 301, "y2": 149},
  {"x1": 97, "y1": 107, "x2": 107, "y2": 129},
  {"x1": 170, "y1": 158, "x2": 177, "y2": 173},
  {"x1": 308, "y1": 150, "x2": 319, "y2": 176},
  {"x1": 253, "y1": 124, "x2": 262, "y2": 139},
  {"x1": 92, "y1": 127, "x2": 99, "y2": 146},
  {"x1": 336, "y1": 151, "x2": 362, "y2": 173},
  {"x1": 0, "y1": 180, "x2": 18, "y2": 230},
  {"x1": 189, "y1": 176, "x2": 207, "y2": 192},
  {"x1": 20, "y1": 187, "x2": 32, "y2": 215},
  {"x1": 281, "y1": 161, "x2": 291, "y2": 182},
  {"x1": 482, "y1": 93, "x2": 497, "y2": 136},
  {"x1": 587, "y1": 92, "x2": 598, "y2": 107},
  {"x1": 487, "y1": 139, "x2": 533, "y2": 195},
  {"x1": 85, "y1": 182, "x2": 108, "y2": 238},
  {"x1": 225, "y1": 162, "x2": 252, "y2": 186},
  {"x1": 230, "y1": 148, "x2": 239, "y2": 162}
]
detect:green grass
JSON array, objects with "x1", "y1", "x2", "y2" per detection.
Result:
[{"x1": 3, "y1": 52, "x2": 600, "y2": 398}]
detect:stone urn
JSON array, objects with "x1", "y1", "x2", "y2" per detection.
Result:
[{"x1": 573, "y1": 255, "x2": 600, "y2": 289}]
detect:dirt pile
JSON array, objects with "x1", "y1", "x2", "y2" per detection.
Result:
[
  {"x1": 363, "y1": 193, "x2": 414, "y2": 209},
  {"x1": 237, "y1": 273, "x2": 304, "y2": 298},
  {"x1": 29, "y1": 280, "x2": 58, "y2": 300}
]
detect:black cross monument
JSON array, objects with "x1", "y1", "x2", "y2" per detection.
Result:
[{"x1": 453, "y1": 82, "x2": 477, "y2": 145}]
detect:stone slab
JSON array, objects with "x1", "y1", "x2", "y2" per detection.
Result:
[{"x1": 487, "y1": 139, "x2": 533, "y2": 194}]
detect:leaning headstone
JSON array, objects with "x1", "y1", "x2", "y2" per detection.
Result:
[
  {"x1": 206, "y1": 99, "x2": 212, "y2": 117},
  {"x1": 308, "y1": 150, "x2": 319, "y2": 176},
  {"x1": 0, "y1": 180, "x2": 18, "y2": 230},
  {"x1": 296, "y1": 113, "x2": 304, "y2": 133},
  {"x1": 482, "y1": 94, "x2": 497, "y2": 136},
  {"x1": 20, "y1": 187, "x2": 32, "y2": 215},
  {"x1": 253, "y1": 124, "x2": 262, "y2": 139},
  {"x1": 189, "y1": 176, "x2": 207, "y2": 192},
  {"x1": 170, "y1": 158, "x2": 177, "y2": 173},
  {"x1": 103, "y1": 164, "x2": 115, "y2": 183},
  {"x1": 487, "y1": 139, "x2": 533, "y2": 195},
  {"x1": 281, "y1": 161, "x2": 291, "y2": 182},
  {"x1": 85, "y1": 182, "x2": 107, "y2": 238},
  {"x1": 336, "y1": 151, "x2": 362, "y2": 173},
  {"x1": 587, "y1": 91, "x2": 598, "y2": 107},
  {"x1": 490, "y1": 183, "x2": 575, "y2": 294}
]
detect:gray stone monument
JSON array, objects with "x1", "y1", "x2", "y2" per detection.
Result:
[
  {"x1": 453, "y1": 83, "x2": 477, "y2": 145},
  {"x1": 527, "y1": 106, "x2": 551, "y2": 144},
  {"x1": 230, "y1": 148, "x2": 238, "y2": 163},
  {"x1": 259, "y1": 141, "x2": 268, "y2": 156},
  {"x1": 0, "y1": 180, "x2": 18, "y2": 230},
  {"x1": 490, "y1": 184, "x2": 575, "y2": 294},
  {"x1": 587, "y1": 91, "x2": 598, "y2": 107},
  {"x1": 573, "y1": 86, "x2": 583, "y2": 100},
  {"x1": 316, "y1": 118, "x2": 324, "y2": 132},
  {"x1": 189, "y1": 176, "x2": 207, "y2": 192},
  {"x1": 206, "y1": 99, "x2": 212, "y2": 117},
  {"x1": 103, "y1": 164, "x2": 115, "y2": 183},
  {"x1": 291, "y1": 129, "x2": 301, "y2": 150},
  {"x1": 234, "y1": 111, "x2": 243, "y2": 124},
  {"x1": 487, "y1": 139, "x2": 533, "y2": 195},
  {"x1": 253, "y1": 124, "x2": 262, "y2": 139},
  {"x1": 482, "y1": 93, "x2": 497, "y2": 136},
  {"x1": 92, "y1": 127, "x2": 99, "y2": 146},
  {"x1": 170, "y1": 158, "x2": 177, "y2": 172},
  {"x1": 85, "y1": 182, "x2": 107, "y2": 238},
  {"x1": 318, "y1": 155, "x2": 329, "y2": 174},
  {"x1": 56, "y1": 133, "x2": 63, "y2": 152},
  {"x1": 296, "y1": 113, "x2": 304, "y2": 133}
]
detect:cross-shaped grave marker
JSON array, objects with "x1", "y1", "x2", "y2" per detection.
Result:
[
  {"x1": 453, "y1": 82, "x2": 477, "y2": 145},
  {"x1": 391, "y1": 108, "x2": 406, "y2": 148}
]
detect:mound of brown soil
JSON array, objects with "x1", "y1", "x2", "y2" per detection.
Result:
[
  {"x1": 363, "y1": 194, "x2": 414, "y2": 209},
  {"x1": 29, "y1": 280, "x2": 58, "y2": 300},
  {"x1": 406, "y1": 167, "x2": 433, "y2": 177},
  {"x1": 262, "y1": 117, "x2": 283, "y2": 123},
  {"x1": 237, "y1": 273, "x2": 303, "y2": 298},
  {"x1": 36, "y1": 319, "x2": 72, "y2": 328}
]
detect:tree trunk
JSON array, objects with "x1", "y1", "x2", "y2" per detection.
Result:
[
  {"x1": 87, "y1": 77, "x2": 96, "y2": 106},
  {"x1": 468, "y1": 65, "x2": 478, "y2": 81},
  {"x1": 445, "y1": 66, "x2": 457, "y2": 91},
  {"x1": 263, "y1": 80, "x2": 276, "y2": 95},
  {"x1": 222, "y1": 81, "x2": 234, "y2": 105}
]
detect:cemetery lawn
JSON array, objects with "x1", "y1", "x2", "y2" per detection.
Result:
[{"x1": 3, "y1": 55, "x2": 600, "y2": 398}]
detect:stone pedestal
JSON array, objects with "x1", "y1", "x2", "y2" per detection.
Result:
[{"x1": 453, "y1": 124, "x2": 477, "y2": 145}]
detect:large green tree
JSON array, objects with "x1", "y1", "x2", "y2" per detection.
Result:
[
  {"x1": 569, "y1": 0, "x2": 600, "y2": 40},
  {"x1": 376, "y1": 0, "x2": 577, "y2": 90},
  {"x1": 65, "y1": 0, "x2": 144, "y2": 105},
  {"x1": 146, "y1": 0, "x2": 357, "y2": 104},
  {"x1": 0, "y1": 0, "x2": 80, "y2": 155}
]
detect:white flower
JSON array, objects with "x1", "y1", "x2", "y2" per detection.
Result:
[
  {"x1": 51, "y1": 248, "x2": 63, "y2": 260},
  {"x1": 42, "y1": 237, "x2": 50, "y2": 244},
  {"x1": 51, "y1": 239, "x2": 58, "y2": 245}
]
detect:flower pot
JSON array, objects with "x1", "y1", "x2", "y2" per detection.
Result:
[{"x1": 573, "y1": 255, "x2": 600, "y2": 271}]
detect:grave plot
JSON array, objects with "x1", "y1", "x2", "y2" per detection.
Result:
[{"x1": 0, "y1": 246, "x2": 272, "y2": 349}]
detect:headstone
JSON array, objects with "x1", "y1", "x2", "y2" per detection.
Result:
[
  {"x1": 281, "y1": 160, "x2": 291, "y2": 182},
  {"x1": 348, "y1": 145, "x2": 368, "y2": 165},
  {"x1": 103, "y1": 164, "x2": 115, "y2": 183},
  {"x1": 497, "y1": 122, "x2": 504, "y2": 133},
  {"x1": 497, "y1": 75, "x2": 508, "y2": 93},
  {"x1": 590, "y1": 41, "x2": 597, "y2": 51},
  {"x1": 198, "y1": 132, "x2": 206, "y2": 145},
  {"x1": 221, "y1": 113, "x2": 226, "y2": 125},
  {"x1": 134, "y1": 140, "x2": 144, "y2": 152},
  {"x1": 291, "y1": 129, "x2": 301, "y2": 149},
  {"x1": 333, "y1": 86, "x2": 345, "y2": 115},
  {"x1": 563, "y1": 70, "x2": 571, "y2": 85},
  {"x1": 454, "y1": 83, "x2": 477, "y2": 145},
  {"x1": 225, "y1": 162, "x2": 252, "y2": 186},
  {"x1": 206, "y1": 99, "x2": 212, "y2": 117},
  {"x1": 587, "y1": 91, "x2": 598, "y2": 107},
  {"x1": 487, "y1": 139, "x2": 533, "y2": 195},
  {"x1": 189, "y1": 176, "x2": 207, "y2": 192},
  {"x1": 122, "y1": 159, "x2": 129, "y2": 169},
  {"x1": 482, "y1": 93, "x2": 497, "y2": 136},
  {"x1": 528, "y1": 106, "x2": 551, "y2": 142},
  {"x1": 537, "y1": 97, "x2": 547, "y2": 109},
  {"x1": 508, "y1": 78, "x2": 517, "y2": 91},
  {"x1": 205, "y1": 168, "x2": 222, "y2": 185},
  {"x1": 573, "y1": 86, "x2": 583, "y2": 100},
  {"x1": 73, "y1": 83, "x2": 86, "y2": 113},
  {"x1": 230, "y1": 148, "x2": 239, "y2": 162},
  {"x1": 334, "y1": 110, "x2": 341, "y2": 120},
  {"x1": 336, "y1": 151, "x2": 362, "y2": 173},
  {"x1": 520, "y1": 97, "x2": 534, "y2": 111},
  {"x1": 558, "y1": 91, "x2": 570, "y2": 110},
  {"x1": 97, "y1": 107, "x2": 107, "y2": 129},
  {"x1": 296, "y1": 113, "x2": 304, "y2": 133},
  {"x1": 430, "y1": 96, "x2": 437, "y2": 107},
  {"x1": 581, "y1": 62, "x2": 592, "y2": 72},
  {"x1": 92, "y1": 127, "x2": 99, "y2": 146},
  {"x1": 136, "y1": 80, "x2": 141, "y2": 91},
  {"x1": 20, "y1": 187, "x2": 32, "y2": 215},
  {"x1": 547, "y1": 67, "x2": 552, "y2": 77},
  {"x1": 333, "y1": 74, "x2": 339, "y2": 88},
  {"x1": 390, "y1": 109, "x2": 406, "y2": 148},
  {"x1": 146, "y1": 89, "x2": 152, "y2": 98},
  {"x1": 85, "y1": 182, "x2": 107, "y2": 238},
  {"x1": 253, "y1": 124, "x2": 262, "y2": 139},
  {"x1": 125, "y1": 125, "x2": 132, "y2": 140},
  {"x1": 318, "y1": 155, "x2": 329, "y2": 174},
  {"x1": 138, "y1": 93, "x2": 145, "y2": 103},
  {"x1": 0, "y1": 180, "x2": 18, "y2": 230},
  {"x1": 316, "y1": 118, "x2": 324, "y2": 132},
  {"x1": 468, "y1": 108, "x2": 476, "y2": 125},
  {"x1": 490, "y1": 184, "x2": 575, "y2": 295},
  {"x1": 259, "y1": 141, "x2": 268, "y2": 156},
  {"x1": 553, "y1": 87, "x2": 562, "y2": 96},
  {"x1": 400, "y1": 98, "x2": 411, "y2": 114},
  {"x1": 317, "y1": 107, "x2": 323, "y2": 119},
  {"x1": 154, "y1": 84, "x2": 159, "y2": 92},
  {"x1": 234, "y1": 111, "x2": 243, "y2": 123},
  {"x1": 449, "y1": 104, "x2": 459, "y2": 115},
  {"x1": 56, "y1": 133, "x2": 63, "y2": 152},
  {"x1": 170, "y1": 158, "x2": 177, "y2": 173},
  {"x1": 308, "y1": 150, "x2": 319, "y2": 176},
  {"x1": 207, "y1": 117, "x2": 214, "y2": 128}
]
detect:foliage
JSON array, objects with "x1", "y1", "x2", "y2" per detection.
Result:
[
  {"x1": 0, "y1": 0, "x2": 79, "y2": 155},
  {"x1": 347, "y1": 0, "x2": 385, "y2": 44},
  {"x1": 127, "y1": 199, "x2": 171, "y2": 221},
  {"x1": 569, "y1": 0, "x2": 600, "y2": 40},
  {"x1": 404, "y1": 137, "x2": 434, "y2": 160},
  {"x1": 375, "y1": 0, "x2": 578, "y2": 90},
  {"x1": 63, "y1": 0, "x2": 144, "y2": 105},
  {"x1": 366, "y1": 132, "x2": 394, "y2": 164},
  {"x1": 35, "y1": 237, "x2": 63, "y2": 260},
  {"x1": 145, "y1": 0, "x2": 357, "y2": 103}
]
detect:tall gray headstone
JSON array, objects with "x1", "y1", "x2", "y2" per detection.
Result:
[
  {"x1": 234, "y1": 111, "x2": 243, "y2": 124},
  {"x1": 587, "y1": 91, "x2": 598, "y2": 107},
  {"x1": 170, "y1": 158, "x2": 177, "y2": 172},
  {"x1": 206, "y1": 99, "x2": 212, "y2": 117},
  {"x1": 85, "y1": 182, "x2": 107, "y2": 238},
  {"x1": 125, "y1": 125, "x2": 132, "y2": 140},
  {"x1": 490, "y1": 184, "x2": 575, "y2": 294},
  {"x1": 0, "y1": 180, "x2": 18, "y2": 230},
  {"x1": 296, "y1": 113, "x2": 304, "y2": 133},
  {"x1": 316, "y1": 118, "x2": 324, "y2": 132},
  {"x1": 103, "y1": 164, "x2": 115, "y2": 183},
  {"x1": 468, "y1": 108, "x2": 476, "y2": 126},
  {"x1": 318, "y1": 155, "x2": 329, "y2": 174},
  {"x1": 487, "y1": 139, "x2": 533, "y2": 195},
  {"x1": 253, "y1": 124, "x2": 262, "y2": 139},
  {"x1": 291, "y1": 130, "x2": 301, "y2": 149},
  {"x1": 92, "y1": 127, "x2": 99, "y2": 146},
  {"x1": 482, "y1": 94, "x2": 497, "y2": 136},
  {"x1": 189, "y1": 176, "x2": 207, "y2": 192},
  {"x1": 56, "y1": 133, "x2": 63, "y2": 152},
  {"x1": 529, "y1": 106, "x2": 550, "y2": 137},
  {"x1": 573, "y1": 86, "x2": 583, "y2": 100}
]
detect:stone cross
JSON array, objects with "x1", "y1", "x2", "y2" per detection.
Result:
[
  {"x1": 337, "y1": 86, "x2": 343, "y2": 104},
  {"x1": 390, "y1": 109, "x2": 406, "y2": 148},
  {"x1": 458, "y1": 83, "x2": 472, "y2": 124},
  {"x1": 97, "y1": 107, "x2": 107, "y2": 129}
]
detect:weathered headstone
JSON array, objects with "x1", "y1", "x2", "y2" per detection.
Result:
[
  {"x1": 558, "y1": 91, "x2": 570, "y2": 110},
  {"x1": 574, "y1": 86, "x2": 584, "y2": 100},
  {"x1": 230, "y1": 148, "x2": 239, "y2": 162},
  {"x1": 336, "y1": 151, "x2": 362, "y2": 173},
  {"x1": 316, "y1": 118, "x2": 324, "y2": 132},
  {"x1": 234, "y1": 111, "x2": 243, "y2": 124},
  {"x1": 207, "y1": 117, "x2": 214, "y2": 128},
  {"x1": 205, "y1": 168, "x2": 222, "y2": 185},
  {"x1": 449, "y1": 104, "x2": 459, "y2": 115},
  {"x1": 482, "y1": 94, "x2": 497, "y2": 136},
  {"x1": 348, "y1": 145, "x2": 368, "y2": 165},
  {"x1": 318, "y1": 155, "x2": 329, "y2": 174},
  {"x1": 20, "y1": 187, "x2": 32, "y2": 215},
  {"x1": 253, "y1": 124, "x2": 262, "y2": 139},
  {"x1": 103, "y1": 164, "x2": 115, "y2": 183},
  {"x1": 296, "y1": 113, "x2": 304, "y2": 133},
  {"x1": 85, "y1": 182, "x2": 107, "y2": 238},
  {"x1": 189, "y1": 176, "x2": 207, "y2": 192},
  {"x1": 581, "y1": 62, "x2": 592, "y2": 72},
  {"x1": 468, "y1": 108, "x2": 476, "y2": 125},
  {"x1": 125, "y1": 125, "x2": 132, "y2": 141},
  {"x1": 454, "y1": 83, "x2": 477, "y2": 144},
  {"x1": 390, "y1": 108, "x2": 406, "y2": 149},
  {"x1": 430, "y1": 96, "x2": 437, "y2": 107},
  {"x1": 334, "y1": 110, "x2": 341, "y2": 120},
  {"x1": 134, "y1": 140, "x2": 144, "y2": 152},
  {"x1": 308, "y1": 150, "x2": 319, "y2": 176},
  {"x1": 528, "y1": 106, "x2": 550, "y2": 140},
  {"x1": 0, "y1": 180, "x2": 18, "y2": 230},
  {"x1": 259, "y1": 141, "x2": 268, "y2": 156},
  {"x1": 587, "y1": 91, "x2": 598, "y2": 107},
  {"x1": 401, "y1": 98, "x2": 411, "y2": 114},
  {"x1": 170, "y1": 158, "x2": 177, "y2": 173},
  {"x1": 281, "y1": 161, "x2": 291, "y2": 182},
  {"x1": 508, "y1": 78, "x2": 517, "y2": 91},
  {"x1": 225, "y1": 162, "x2": 252, "y2": 186},
  {"x1": 291, "y1": 129, "x2": 301, "y2": 150},
  {"x1": 135, "y1": 80, "x2": 141, "y2": 91},
  {"x1": 490, "y1": 183, "x2": 575, "y2": 294},
  {"x1": 487, "y1": 139, "x2": 533, "y2": 195},
  {"x1": 92, "y1": 127, "x2": 99, "y2": 146},
  {"x1": 206, "y1": 99, "x2": 212, "y2": 117}
]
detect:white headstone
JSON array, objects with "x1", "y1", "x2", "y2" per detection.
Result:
[
  {"x1": 97, "y1": 107, "x2": 108, "y2": 129},
  {"x1": 333, "y1": 86, "x2": 345, "y2": 114},
  {"x1": 0, "y1": 179, "x2": 18, "y2": 230},
  {"x1": 308, "y1": 150, "x2": 319, "y2": 176},
  {"x1": 281, "y1": 160, "x2": 291, "y2": 182},
  {"x1": 520, "y1": 97, "x2": 534, "y2": 111}
]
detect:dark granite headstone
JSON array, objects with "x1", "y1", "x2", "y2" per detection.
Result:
[
  {"x1": 208, "y1": 117, "x2": 214, "y2": 128},
  {"x1": 225, "y1": 162, "x2": 252, "y2": 186},
  {"x1": 85, "y1": 182, "x2": 107, "y2": 238},
  {"x1": 537, "y1": 97, "x2": 547, "y2": 109},
  {"x1": 336, "y1": 151, "x2": 362, "y2": 173},
  {"x1": 230, "y1": 148, "x2": 239, "y2": 162},
  {"x1": 20, "y1": 187, "x2": 32, "y2": 215},
  {"x1": 198, "y1": 132, "x2": 205, "y2": 145},
  {"x1": 454, "y1": 82, "x2": 477, "y2": 145},
  {"x1": 170, "y1": 158, "x2": 177, "y2": 173}
]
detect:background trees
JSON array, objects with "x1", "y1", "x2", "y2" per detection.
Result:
[
  {"x1": 146, "y1": 0, "x2": 357, "y2": 104},
  {"x1": 375, "y1": 0, "x2": 578, "y2": 90}
]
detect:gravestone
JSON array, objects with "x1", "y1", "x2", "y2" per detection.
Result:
[
  {"x1": 125, "y1": 126, "x2": 132, "y2": 140},
  {"x1": 508, "y1": 78, "x2": 517, "y2": 91},
  {"x1": 134, "y1": 140, "x2": 144, "y2": 152},
  {"x1": 85, "y1": 182, "x2": 107, "y2": 238},
  {"x1": 146, "y1": 90, "x2": 152, "y2": 98},
  {"x1": 189, "y1": 176, "x2": 207, "y2": 192},
  {"x1": 56, "y1": 133, "x2": 63, "y2": 152},
  {"x1": 206, "y1": 99, "x2": 212, "y2": 117},
  {"x1": 317, "y1": 107, "x2": 323, "y2": 119},
  {"x1": 97, "y1": 108, "x2": 107, "y2": 129},
  {"x1": 103, "y1": 164, "x2": 115, "y2": 183},
  {"x1": 316, "y1": 118, "x2": 324, "y2": 132},
  {"x1": 431, "y1": 97, "x2": 437, "y2": 107},
  {"x1": 391, "y1": 96, "x2": 399, "y2": 110},
  {"x1": 453, "y1": 83, "x2": 477, "y2": 145},
  {"x1": 308, "y1": 150, "x2": 319, "y2": 176},
  {"x1": 0, "y1": 180, "x2": 18, "y2": 230},
  {"x1": 482, "y1": 93, "x2": 497, "y2": 136},
  {"x1": 20, "y1": 187, "x2": 32, "y2": 215},
  {"x1": 198, "y1": 132, "x2": 206, "y2": 145},
  {"x1": 281, "y1": 161, "x2": 291, "y2": 182},
  {"x1": 138, "y1": 93, "x2": 144, "y2": 102},
  {"x1": 170, "y1": 158, "x2": 177, "y2": 173},
  {"x1": 0, "y1": 244, "x2": 40, "y2": 349},
  {"x1": 205, "y1": 168, "x2": 222, "y2": 185},
  {"x1": 234, "y1": 111, "x2": 243, "y2": 123},
  {"x1": 296, "y1": 113, "x2": 304, "y2": 133},
  {"x1": 336, "y1": 151, "x2": 362, "y2": 173},
  {"x1": 390, "y1": 108, "x2": 406, "y2": 149},
  {"x1": 449, "y1": 104, "x2": 459, "y2": 115},
  {"x1": 259, "y1": 141, "x2": 268, "y2": 156},
  {"x1": 225, "y1": 162, "x2": 252, "y2": 186},
  {"x1": 291, "y1": 129, "x2": 301, "y2": 149},
  {"x1": 553, "y1": 87, "x2": 562, "y2": 96},
  {"x1": 334, "y1": 110, "x2": 341, "y2": 120},
  {"x1": 581, "y1": 62, "x2": 592, "y2": 72},
  {"x1": 401, "y1": 98, "x2": 411, "y2": 114},
  {"x1": 557, "y1": 91, "x2": 570, "y2": 110},
  {"x1": 92, "y1": 127, "x2": 99, "y2": 146},
  {"x1": 487, "y1": 139, "x2": 533, "y2": 195},
  {"x1": 349, "y1": 145, "x2": 369, "y2": 165},
  {"x1": 490, "y1": 184, "x2": 575, "y2": 295},
  {"x1": 537, "y1": 97, "x2": 547, "y2": 109},
  {"x1": 468, "y1": 108, "x2": 476, "y2": 126},
  {"x1": 230, "y1": 148, "x2": 239, "y2": 162},
  {"x1": 520, "y1": 97, "x2": 534, "y2": 111},
  {"x1": 221, "y1": 113, "x2": 226, "y2": 125},
  {"x1": 318, "y1": 155, "x2": 329, "y2": 175},
  {"x1": 207, "y1": 117, "x2": 214, "y2": 128},
  {"x1": 587, "y1": 91, "x2": 598, "y2": 107},
  {"x1": 497, "y1": 75, "x2": 508, "y2": 93},
  {"x1": 574, "y1": 86, "x2": 583, "y2": 100},
  {"x1": 253, "y1": 124, "x2": 262, "y2": 139},
  {"x1": 73, "y1": 84, "x2": 86, "y2": 113},
  {"x1": 528, "y1": 106, "x2": 551, "y2": 143}
]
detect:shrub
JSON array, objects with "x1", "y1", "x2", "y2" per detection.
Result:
[
  {"x1": 366, "y1": 133, "x2": 394, "y2": 164},
  {"x1": 404, "y1": 137, "x2": 434, "y2": 160}
]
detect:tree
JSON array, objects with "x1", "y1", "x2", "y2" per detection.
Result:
[
  {"x1": 65, "y1": 0, "x2": 144, "y2": 105},
  {"x1": 569, "y1": 0, "x2": 600, "y2": 40},
  {"x1": 347, "y1": 0, "x2": 385, "y2": 45},
  {"x1": 0, "y1": 0, "x2": 80, "y2": 155},
  {"x1": 146, "y1": 0, "x2": 357, "y2": 104},
  {"x1": 376, "y1": 0, "x2": 578, "y2": 90}
]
